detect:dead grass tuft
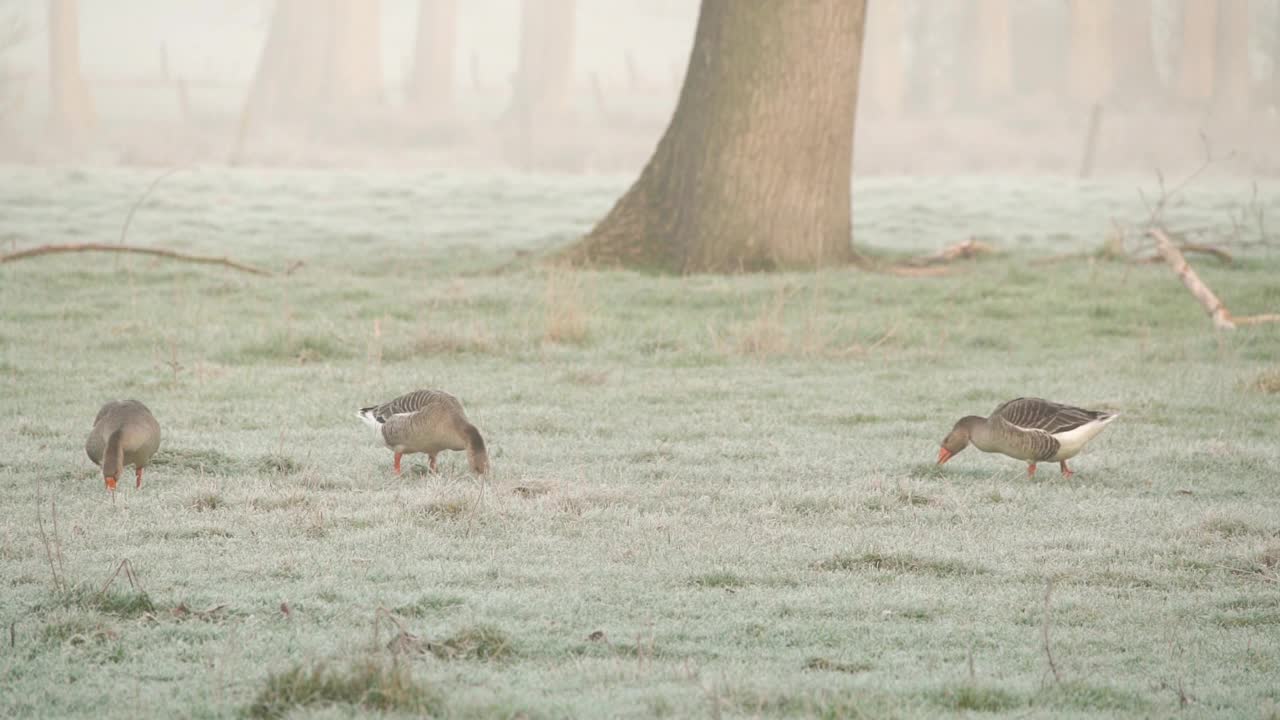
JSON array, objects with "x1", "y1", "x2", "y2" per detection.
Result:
[
  {"x1": 543, "y1": 267, "x2": 591, "y2": 344},
  {"x1": 1251, "y1": 368, "x2": 1280, "y2": 394},
  {"x1": 246, "y1": 656, "x2": 441, "y2": 719}
]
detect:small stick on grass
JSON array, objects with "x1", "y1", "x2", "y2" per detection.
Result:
[
  {"x1": 1042, "y1": 578, "x2": 1062, "y2": 684},
  {"x1": 0, "y1": 243, "x2": 275, "y2": 276},
  {"x1": 36, "y1": 499, "x2": 66, "y2": 594}
]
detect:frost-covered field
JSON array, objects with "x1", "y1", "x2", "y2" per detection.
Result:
[{"x1": 1, "y1": 168, "x2": 1279, "y2": 718}]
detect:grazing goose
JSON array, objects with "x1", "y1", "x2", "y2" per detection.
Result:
[
  {"x1": 85, "y1": 400, "x2": 162, "y2": 492},
  {"x1": 937, "y1": 397, "x2": 1118, "y2": 477},
  {"x1": 358, "y1": 389, "x2": 489, "y2": 476}
]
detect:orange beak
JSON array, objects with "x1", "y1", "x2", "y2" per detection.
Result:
[
  {"x1": 936, "y1": 447, "x2": 953, "y2": 465},
  {"x1": 105, "y1": 476, "x2": 118, "y2": 491}
]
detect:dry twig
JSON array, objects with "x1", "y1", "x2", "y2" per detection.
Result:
[
  {"x1": 1042, "y1": 578, "x2": 1062, "y2": 684},
  {"x1": 0, "y1": 243, "x2": 274, "y2": 276}
]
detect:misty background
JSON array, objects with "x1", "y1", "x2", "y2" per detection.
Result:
[{"x1": 3, "y1": 0, "x2": 1280, "y2": 176}]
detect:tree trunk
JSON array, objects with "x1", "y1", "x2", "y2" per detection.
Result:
[
  {"x1": 1111, "y1": 0, "x2": 1161, "y2": 98},
  {"x1": 1214, "y1": 0, "x2": 1251, "y2": 112},
  {"x1": 1068, "y1": 0, "x2": 1113, "y2": 104},
  {"x1": 239, "y1": 0, "x2": 381, "y2": 133},
  {"x1": 409, "y1": 0, "x2": 456, "y2": 119},
  {"x1": 506, "y1": 0, "x2": 575, "y2": 125},
  {"x1": 48, "y1": 0, "x2": 94, "y2": 136},
  {"x1": 327, "y1": 0, "x2": 383, "y2": 108},
  {"x1": 972, "y1": 0, "x2": 1013, "y2": 100},
  {"x1": 1176, "y1": 0, "x2": 1218, "y2": 103},
  {"x1": 863, "y1": 0, "x2": 904, "y2": 115},
  {"x1": 564, "y1": 0, "x2": 866, "y2": 272}
]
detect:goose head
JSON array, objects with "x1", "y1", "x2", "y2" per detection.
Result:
[{"x1": 938, "y1": 416, "x2": 985, "y2": 464}]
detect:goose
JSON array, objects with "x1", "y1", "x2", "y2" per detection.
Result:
[
  {"x1": 85, "y1": 400, "x2": 161, "y2": 492},
  {"x1": 936, "y1": 397, "x2": 1118, "y2": 477},
  {"x1": 358, "y1": 389, "x2": 489, "y2": 476}
]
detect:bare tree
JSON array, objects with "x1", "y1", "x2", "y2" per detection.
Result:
[
  {"x1": 49, "y1": 0, "x2": 93, "y2": 136},
  {"x1": 564, "y1": 0, "x2": 866, "y2": 272},
  {"x1": 408, "y1": 0, "x2": 457, "y2": 120}
]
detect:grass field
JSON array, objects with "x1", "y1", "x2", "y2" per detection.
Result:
[{"x1": 2, "y1": 168, "x2": 1279, "y2": 718}]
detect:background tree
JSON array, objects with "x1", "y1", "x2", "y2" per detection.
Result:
[
  {"x1": 1110, "y1": 0, "x2": 1161, "y2": 100},
  {"x1": 237, "y1": 0, "x2": 383, "y2": 142},
  {"x1": 408, "y1": 0, "x2": 457, "y2": 121},
  {"x1": 970, "y1": 0, "x2": 1013, "y2": 101},
  {"x1": 1067, "y1": 0, "x2": 1112, "y2": 104},
  {"x1": 1176, "y1": 0, "x2": 1252, "y2": 110},
  {"x1": 505, "y1": 0, "x2": 575, "y2": 126},
  {"x1": 49, "y1": 0, "x2": 93, "y2": 136},
  {"x1": 564, "y1": 0, "x2": 867, "y2": 272}
]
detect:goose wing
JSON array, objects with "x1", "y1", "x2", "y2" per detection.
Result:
[
  {"x1": 362, "y1": 389, "x2": 458, "y2": 423},
  {"x1": 991, "y1": 397, "x2": 1104, "y2": 434}
]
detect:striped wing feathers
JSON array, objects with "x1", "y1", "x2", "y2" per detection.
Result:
[{"x1": 992, "y1": 397, "x2": 1102, "y2": 435}]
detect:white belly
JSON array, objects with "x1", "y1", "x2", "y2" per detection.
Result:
[{"x1": 1050, "y1": 416, "x2": 1117, "y2": 461}]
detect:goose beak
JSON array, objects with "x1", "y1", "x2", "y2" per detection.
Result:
[
  {"x1": 936, "y1": 448, "x2": 953, "y2": 465},
  {"x1": 105, "y1": 476, "x2": 118, "y2": 491}
]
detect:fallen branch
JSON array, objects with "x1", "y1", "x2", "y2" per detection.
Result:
[
  {"x1": 0, "y1": 243, "x2": 274, "y2": 276},
  {"x1": 1150, "y1": 227, "x2": 1235, "y2": 330},
  {"x1": 903, "y1": 239, "x2": 996, "y2": 267},
  {"x1": 1148, "y1": 228, "x2": 1280, "y2": 330},
  {"x1": 1041, "y1": 578, "x2": 1062, "y2": 684},
  {"x1": 1140, "y1": 242, "x2": 1233, "y2": 265}
]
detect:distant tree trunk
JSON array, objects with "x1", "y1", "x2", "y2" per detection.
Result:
[
  {"x1": 1068, "y1": 0, "x2": 1113, "y2": 104},
  {"x1": 1214, "y1": 0, "x2": 1251, "y2": 112},
  {"x1": 863, "y1": 0, "x2": 904, "y2": 115},
  {"x1": 48, "y1": 0, "x2": 94, "y2": 136},
  {"x1": 506, "y1": 0, "x2": 575, "y2": 125},
  {"x1": 327, "y1": 0, "x2": 383, "y2": 107},
  {"x1": 238, "y1": 0, "x2": 382, "y2": 141},
  {"x1": 971, "y1": 0, "x2": 1013, "y2": 100},
  {"x1": 408, "y1": 0, "x2": 456, "y2": 119},
  {"x1": 240, "y1": 0, "x2": 329, "y2": 129},
  {"x1": 1111, "y1": 0, "x2": 1161, "y2": 98},
  {"x1": 1176, "y1": 0, "x2": 1219, "y2": 104},
  {"x1": 1011, "y1": 1, "x2": 1067, "y2": 98},
  {"x1": 564, "y1": 0, "x2": 866, "y2": 272},
  {"x1": 1176, "y1": 0, "x2": 1252, "y2": 111}
]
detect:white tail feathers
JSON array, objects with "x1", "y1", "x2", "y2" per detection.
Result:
[{"x1": 357, "y1": 409, "x2": 382, "y2": 432}]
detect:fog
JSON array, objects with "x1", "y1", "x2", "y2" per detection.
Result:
[{"x1": 3, "y1": 0, "x2": 1280, "y2": 176}]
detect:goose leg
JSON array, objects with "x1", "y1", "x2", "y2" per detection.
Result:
[
  {"x1": 135, "y1": 467, "x2": 144, "y2": 489},
  {"x1": 394, "y1": 452, "x2": 403, "y2": 475},
  {"x1": 428, "y1": 454, "x2": 438, "y2": 473},
  {"x1": 1027, "y1": 463, "x2": 1037, "y2": 477},
  {"x1": 1059, "y1": 461, "x2": 1074, "y2": 478}
]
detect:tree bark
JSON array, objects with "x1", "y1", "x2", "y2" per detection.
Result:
[
  {"x1": 506, "y1": 0, "x2": 575, "y2": 125},
  {"x1": 49, "y1": 0, "x2": 94, "y2": 136},
  {"x1": 409, "y1": 0, "x2": 456, "y2": 119},
  {"x1": 564, "y1": 0, "x2": 866, "y2": 273}
]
